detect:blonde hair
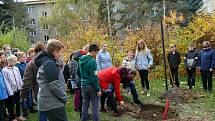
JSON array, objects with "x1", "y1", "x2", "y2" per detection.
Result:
[
  {"x1": 136, "y1": 40, "x2": 148, "y2": 53},
  {"x1": 83, "y1": 44, "x2": 90, "y2": 52},
  {"x1": 16, "y1": 52, "x2": 26, "y2": 59},
  {"x1": 7, "y1": 55, "x2": 17, "y2": 64},
  {"x1": 2, "y1": 44, "x2": 10, "y2": 51},
  {"x1": 46, "y1": 39, "x2": 64, "y2": 55}
]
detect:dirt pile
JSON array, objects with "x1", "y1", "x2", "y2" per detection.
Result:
[
  {"x1": 159, "y1": 88, "x2": 204, "y2": 104},
  {"x1": 123, "y1": 102, "x2": 177, "y2": 121}
]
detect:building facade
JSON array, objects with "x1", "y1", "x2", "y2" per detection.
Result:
[
  {"x1": 23, "y1": 0, "x2": 58, "y2": 43},
  {"x1": 203, "y1": 0, "x2": 215, "y2": 13}
]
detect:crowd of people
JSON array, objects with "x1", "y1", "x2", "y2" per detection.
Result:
[{"x1": 0, "y1": 39, "x2": 214, "y2": 121}]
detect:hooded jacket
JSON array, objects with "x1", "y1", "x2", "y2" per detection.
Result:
[
  {"x1": 35, "y1": 51, "x2": 67, "y2": 111},
  {"x1": 198, "y1": 48, "x2": 215, "y2": 71},
  {"x1": 79, "y1": 55, "x2": 100, "y2": 92},
  {"x1": 98, "y1": 67, "x2": 123, "y2": 102}
]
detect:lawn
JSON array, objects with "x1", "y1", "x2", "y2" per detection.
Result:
[{"x1": 27, "y1": 76, "x2": 215, "y2": 121}]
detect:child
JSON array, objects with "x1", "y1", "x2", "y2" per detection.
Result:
[
  {"x1": 167, "y1": 44, "x2": 181, "y2": 88},
  {"x1": 135, "y1": 40, "x2": 153, "y2": 96},
  {"x1": 2, "y1": 55, "x2": 26, "y2": 121},
  {"x1": 79, "y1": 44, "x2": 101, "y2": 121},
  {"x1": 15, "y1": 52, "x2": 33, "y2": 117},
  {"x1": 0, "y1": 51, "x2": 7, "y2": 67},
  {"x1": 0, "y1": 57, "x2": 8, "y2": 121},
  {"x1": 122, "y1": 51, "x2": 136, "y2": 71},
  {"x1": 184, "y1": 44, "x2": 198, "y2": 89},
  {"x1": 122, "y1": 51, "x2": 135, "y2": 95},
  {"x1": 26, "y1": 48, "x2": 34, "y2": 63}
]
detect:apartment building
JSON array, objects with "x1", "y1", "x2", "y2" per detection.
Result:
[{"x1": 23, "y1": 0, "x2": 58, "y2": 43}]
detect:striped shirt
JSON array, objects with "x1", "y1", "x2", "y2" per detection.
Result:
[{"x1": 2, "y1": 66, "x2": 23, "y2": 96}]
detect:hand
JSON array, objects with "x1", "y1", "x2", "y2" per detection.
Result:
[
  {"x1": 119, "y1": 101, "x2": 124, "y2": 106},
  {"x1": 210, "y1": 68, "x2": 213, "y2": 72},
  {"x1": 97, "y1": 91, "x2": 102, "y2": 96}
]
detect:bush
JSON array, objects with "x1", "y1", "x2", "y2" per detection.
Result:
[{"x1": 0, "y1": 28, "x2": 30, "y2": 51}]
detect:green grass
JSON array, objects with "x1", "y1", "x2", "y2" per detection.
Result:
[{"x1": 28, "y1": 76, "x2": 215, "y2": 121}]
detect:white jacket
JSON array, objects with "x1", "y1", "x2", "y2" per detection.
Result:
[
  {"x1": 2, "y1": 66, "x2": 23, "y2": 96},
  {"x1": 122, "y1": 58, "x2": 136, "y2": 70}
]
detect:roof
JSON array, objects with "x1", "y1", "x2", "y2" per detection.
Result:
[{"x1": 22, "y1": 0, "x2": 55, "y2": 5}]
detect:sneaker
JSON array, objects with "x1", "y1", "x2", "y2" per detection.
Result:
[
  {"x1": 17, "y1": 116, "x2": 26, "y2": 121},
  {"x1": 112, "y1": 112, "x2": 122, "y2": 117},
  {"x1": 147, "y1": 92, "x2": 150, "y2": 96}
]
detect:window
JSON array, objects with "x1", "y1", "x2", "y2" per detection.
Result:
[
  {"x1": 112, "y1": 6, "x2": 117, "y2": 13},
  {"x1": 126, "y1": 24, "x2": 132, "y2": 30},
  {"x1": 42, "y1": 11, "x2": 47, "y2": 18},
  {"x1": 29, "y1": 30, "x2": 36, "y2": 37},
  {"x1": 43, "y1": 24, "x2": 49, "y2": 30},
  {"x1": 28, "y1": 6, "x2": 34, "y2": 13},
  {"x1": 44, "y1": 36, "x2": 49, "y2": 42},
  {"x1": 29, "y1": 19, "x2": 35, "y2": 25},
  {"x1": 56, "y1": 29, "x2": 59, "y2": 35}
]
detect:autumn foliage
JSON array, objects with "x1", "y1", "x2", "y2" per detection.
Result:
[{"x1": 61, "y1": 11, "x2": 215, "y2": 78}]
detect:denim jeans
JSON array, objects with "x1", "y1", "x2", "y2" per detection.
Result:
[
  {"x1": 39, "y1": 111, "x2": 48, "y2": 121},
  {"x1": 82, "y1": 85, "x2": 100, "y2": 121},
  {"x1": 22, "y1": 89, "x2": 33, "y2": 109},
  {"x1": 128, "y1": 81, "x2": 139, "y2": 103}
]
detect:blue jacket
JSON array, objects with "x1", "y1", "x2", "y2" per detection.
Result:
[
  {"x1": 16, "y1": 62, "x2": 27, "y2": 78},
  {"x1": 0, "y1": 70, "x2": 8, "y2": 100},
  {"x1": 198, "y1": 48, "x2": 215, "y2": 71},
  {"x1": 96, "y1": 50, "x2": 112, "y2": 71}
]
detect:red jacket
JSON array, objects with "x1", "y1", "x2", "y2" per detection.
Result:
[{"x1": 98, "y1": 67, "x2": 122, "y2": 102}]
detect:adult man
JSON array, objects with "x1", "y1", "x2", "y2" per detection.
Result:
[{"x1": 199, "y1": 41, "x2": 215, "y2": 92}]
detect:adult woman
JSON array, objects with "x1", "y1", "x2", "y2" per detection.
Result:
[
  {"x1": 96, "y1": 44, "x2": 112, "y2": 71},
  {"x1": 135, "y1": 40, "x2": 153, "y2": 96},
  {"x1": 35, "y1": 39, "x2": 68, "y2": 121}
]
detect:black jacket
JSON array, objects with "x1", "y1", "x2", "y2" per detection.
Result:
[
  {"x1": 184, "y1": 50, "x2": 199, "y2": 69},
  {"x1": 167, "y1": 51, "x2": 181, "y2": 68}
]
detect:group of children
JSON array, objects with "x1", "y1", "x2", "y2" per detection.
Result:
[
  {"x1": 0, "y1": 39, "x2": 214, "y2": 121},
  {"x1": 168, "y1": 41, "x2": 215, "y2": 92},
  {"x1": 65, "y1": 40, "x2": 214, "y2": 121},
  {"x1": 0, "y1": 44, "x2": 38, "y2": 121}
]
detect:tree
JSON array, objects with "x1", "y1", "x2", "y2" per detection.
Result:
[
  {"x1": 45, "y1": 0, "x2": 100, "y2": 36},
  {"x1": 0, "y1": 0, "x2": 28, "y2": 32},
  {"x1": 98, "y1": 0, "x2": 203, "y2": 31},
  {"x1": 0, "y1": 27, "x2": 30, "y2": 51}
]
